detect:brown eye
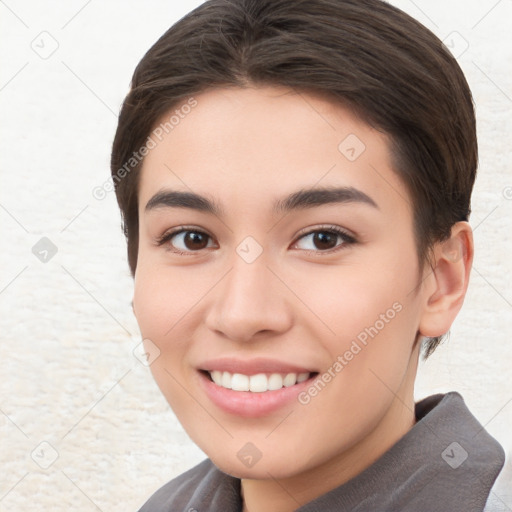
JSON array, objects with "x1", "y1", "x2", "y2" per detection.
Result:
[
  {"x1": 312, "y1": 231, "x2": 338, "y2": 250},
  {"x1": 182, "y1": 231, "x2": 209, "y2": 250},
  {"x1": 158, "y1": 229, "x2": 215, "y2": 253},
  {"x1": 294, "y1": 227, "x2": 356, "y2": 253}
]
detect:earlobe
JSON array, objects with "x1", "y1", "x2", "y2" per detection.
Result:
[{"x1": 418, "y1": 222, "x2": 474, "y2": 338}]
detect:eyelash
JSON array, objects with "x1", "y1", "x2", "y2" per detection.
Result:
[
  {"x1": 155, "y1": 224, "x2": 357, "y2": 256},
  {"x1": 155, "y1": 226, "x2": 215, "y2": 256},
  {"x1": 294, "y1": 225, "x2": 356, "y2": 254}
]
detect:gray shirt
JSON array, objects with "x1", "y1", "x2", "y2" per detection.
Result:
[{"x1": 138, "y1": 392, "x2": 505, "y2": 511}]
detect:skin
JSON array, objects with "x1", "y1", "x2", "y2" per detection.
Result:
[{"x1": 132, "y1": 86, "x2": 473, "y2": 512}]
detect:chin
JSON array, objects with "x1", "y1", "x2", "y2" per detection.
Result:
[
  {"x1": 212, "y1": 456, "x2": 294, "y2": 480},
  {"x1": 206, "y1": 441, "x2": 315, "y2": 481}
]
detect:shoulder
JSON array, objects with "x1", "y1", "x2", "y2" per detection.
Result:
[{"x1": 138, "y1": 459, "x2": 241, "y2": 512}]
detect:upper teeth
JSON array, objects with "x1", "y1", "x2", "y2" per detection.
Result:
[{"x1": 209, "y1": 371, "x2": 310, "y2": 392}]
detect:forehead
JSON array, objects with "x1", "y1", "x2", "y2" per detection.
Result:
[{"x1": 138, "y1": 86, "x2": 412, "y2": 220}]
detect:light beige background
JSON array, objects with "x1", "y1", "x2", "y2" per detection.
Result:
[{"x1": 1, "y1": 0, "x2": 511, "y2": 510}]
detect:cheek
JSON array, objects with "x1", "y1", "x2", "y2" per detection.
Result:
[
  {"x1": 133, "y1": 264, "x2": 196, "y2": 411},
  {"x1": 288, "y1": 248, "x2": 422, "y2": 399},
  {"x1": 133, "y1": 274, "x2": 168, "y2": 341},
  {"x1": 290, "y1": 255, "x2": 419, "y2": 346},
  {"x1": 133, "y1": 259, "x2": 206, "y2": 340},
  {"x1": 132, "y1": 259, "x2": 218, "y2": 390}
]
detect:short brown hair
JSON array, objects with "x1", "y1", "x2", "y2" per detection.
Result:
[{"x1": 110, "y1": 0, "x2": 477, "y2": 357}]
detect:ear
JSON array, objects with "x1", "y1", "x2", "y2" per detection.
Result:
[{"x1": 418, "y1": 221, "x2": 474, "y2": 338}]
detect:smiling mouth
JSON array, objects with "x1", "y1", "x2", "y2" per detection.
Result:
[{"x1": 202, "y1": 370, "x2": 318, "y2": 393}]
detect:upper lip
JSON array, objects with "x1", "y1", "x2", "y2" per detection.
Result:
[{"x1": 199, "y1": 357, "x2": 316, "y2": 375}]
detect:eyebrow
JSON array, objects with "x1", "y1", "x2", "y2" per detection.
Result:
[
  {"x1": 145, "y1": 190, "x2": 222, "y2": 215},
  {"x1": 145, "y1": 186, "x2": 378, "y2": 216},
  {"x1": 274, "y1": 186, "x2": 378, "y2": 213}
]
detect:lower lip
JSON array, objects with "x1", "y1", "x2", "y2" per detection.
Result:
[{"x1": 198, "y1": 371, "x2": 315, "y2": 418}]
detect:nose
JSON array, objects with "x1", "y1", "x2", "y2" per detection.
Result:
[{"x1": 204, "y1": 254, "x2": 293, "y2": 343}]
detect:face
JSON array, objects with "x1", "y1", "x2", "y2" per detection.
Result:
[{"x1": 133, "y1": 86, "x2": 430, "y2": 480}]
